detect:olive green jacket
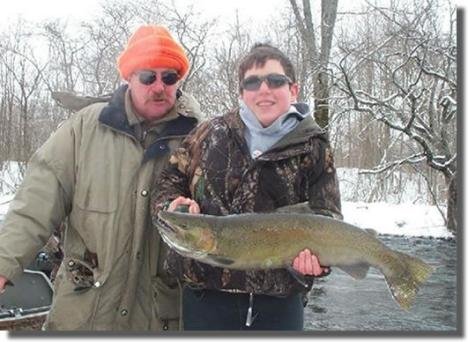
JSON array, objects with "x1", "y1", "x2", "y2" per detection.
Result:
[{"x1": 0, "y1": 85, "x2": 200, "y2": 330}]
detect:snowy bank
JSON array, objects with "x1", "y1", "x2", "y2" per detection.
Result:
[{"x1": 342, "y1": 201, "x2": 451, "y2": 239}]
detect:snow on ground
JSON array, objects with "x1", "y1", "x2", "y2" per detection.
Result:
[
  {"x1": 342, "y1": 201, "x2": 451, "y2": 239},
  {"x1": 0, "y1": 194, "x2": 14, "y2": 217}
]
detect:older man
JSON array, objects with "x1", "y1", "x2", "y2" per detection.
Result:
[{"x1": 0, "y1": 25, "x2": 200, "y2": 331}]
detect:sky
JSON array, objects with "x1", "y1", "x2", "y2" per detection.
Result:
[
  {"x1": 0, "y1": 0, "x2": 288, "y2": 29},
  {"x1": 0, "y1": 0, "x2": 461, "y2": 43},
  {"x1": 0, "y1": 0, "x2": 462, "y2": 22},
  {"x1": 0, "y1": 0, "x2": 101, "y2": 25}
]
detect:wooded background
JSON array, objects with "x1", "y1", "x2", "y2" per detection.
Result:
[{"x1": 0, "y1": 0, "x2": 457, "y2": 232}]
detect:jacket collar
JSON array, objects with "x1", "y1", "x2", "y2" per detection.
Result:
[
  {"x1": 98, "y1": 85, "x2": 135, "y2": 138},
  {"x1": 225, "y1": 106, "x2": 325, "y2": 159},
  {"x1": 98, "y1": 85, "x2": 198, "y2": 162},
  {"x1": 261, "y1": 115, "x2": 326, "y2": 161},
  {"x1": 99, "y1": 85, "x2": 197, "y2": 136}
]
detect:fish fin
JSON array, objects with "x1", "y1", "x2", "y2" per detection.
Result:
[
  {"x1": 384, "y1": 251, "x2": 433, "y2": 310},
  {"x1": 207, "y1": 254, "x2": 235, "y2": 266},
  {"x1": 274, "y1": 202, "x2": 313, "y2": 214},
  {"x1": 339, "y1": 264, "x2": 370, "y2": 279},
  {"x1": 365, "y1": 228, "x2": 378, "y2": 236}
]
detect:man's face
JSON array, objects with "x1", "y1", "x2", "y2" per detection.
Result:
[
  {"x1": 128, "y1": 68, "x2": 180, "y2": 121},
  {"x1": 240, "y1": 59, "x2": 298, "y2": 127}
]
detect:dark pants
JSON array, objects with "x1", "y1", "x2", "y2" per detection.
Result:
[{"x1": 182, "y1": 287, "x2": 304, "y2": 331}]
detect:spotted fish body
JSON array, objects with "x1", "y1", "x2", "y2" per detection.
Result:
[{"x1": 157, "y1": 211, "x2": 433, "y2": 310}]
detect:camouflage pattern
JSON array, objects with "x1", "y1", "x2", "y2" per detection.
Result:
[{"x1": 152, "y1": 109, "x2": 342, "y2": 297}]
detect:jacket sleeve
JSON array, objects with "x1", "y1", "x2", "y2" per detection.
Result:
[
  {"x1": 307, "y1": 138, "x2": 343, "y2": 220},
  {"x1": 150, "y1": 134, "x2": 194, "y2": 215},
  {"x1": 151, "y1": 121, "x2": 211, "y2": 221},
  {"x1": 0, "y1": 119, "x2": 77, "y2": 283}
]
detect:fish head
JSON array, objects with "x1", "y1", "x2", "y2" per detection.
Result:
[{"x1": 156, "y1": 211, "x2": 217, "y2": 258}]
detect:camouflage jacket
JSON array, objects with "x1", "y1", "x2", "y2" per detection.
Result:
[{"x1": 151, "y1": 108, "x2": 342, "y2": 297}]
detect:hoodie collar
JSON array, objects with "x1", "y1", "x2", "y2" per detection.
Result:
[{"x1": 225, "y1": 103, "x2": 325, "y2": 160}]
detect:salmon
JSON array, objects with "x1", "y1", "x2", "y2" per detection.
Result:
[{"x1": 156, "y1": 211, "x2": 433, "y2": 310}]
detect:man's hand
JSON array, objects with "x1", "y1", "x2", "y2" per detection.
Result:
[
  {"x1": 0, "y1": 275, "x2": 10, "y2": 295},
  {"x1": 292, "y1": 248, "x2": 330, "y2": 276},
  {"x1": 168, "y1": 196, "x2": 200, "y2": 214}
]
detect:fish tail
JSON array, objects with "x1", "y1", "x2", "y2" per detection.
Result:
[{"x1": 384, "y1": 251, "x2": 433, "y2": 310}]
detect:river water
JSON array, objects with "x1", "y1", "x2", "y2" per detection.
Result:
[{"x1": 303, "y1": 235, "x2": 458, "y2": 334}]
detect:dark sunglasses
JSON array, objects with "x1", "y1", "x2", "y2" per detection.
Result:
[
  {"x1": 138, "y1": 70, "x2": 179, "y2": 86},
  {"x1": 241, "y1": 73, "x2": 292, "y2": 91}
]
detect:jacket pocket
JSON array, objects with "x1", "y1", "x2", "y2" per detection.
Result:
[
  {"x1": 151, "y1": 276, "x2": 181, "y2": 320},
  {"x1": 43, "y1": 264, "x2": 100, "y2": 330},
  {"x1": 70, "y1": 166, "x2": 119, "y2": 257},
  {"x1": 63, "y1": 256, "x2": 97, "y2": 292}
]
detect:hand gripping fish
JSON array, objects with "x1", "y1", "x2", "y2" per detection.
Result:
[{"x1": 156, "y1": 211, "x2": 433, "y2": 310}]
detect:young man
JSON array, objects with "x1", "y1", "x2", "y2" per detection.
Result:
[
  {"x1": 0, "y1": 25, "x2": 200, "y2": 330},
  {"x1": 152, "y1": 43, "x2": 342, "y2": 330}
]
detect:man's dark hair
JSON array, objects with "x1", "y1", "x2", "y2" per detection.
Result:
[{"x1": 238, "y1": 43, "x2": 296, "y2": 92}]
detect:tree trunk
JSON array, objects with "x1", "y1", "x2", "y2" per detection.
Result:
[
  {"x1": 446, "y1": 172, "x2": 457, "y2": 234},
  {"x1": 288, "y1": 0, "x2": 338, "y2": 129},
  {"x1": 314, "y1": 0, "x2": 338, "y2": 129},
  {"x1": 314, "y1": 71, "x2": 329, "y2": 128}
]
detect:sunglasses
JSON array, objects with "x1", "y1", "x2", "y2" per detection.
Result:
[
  {"x1": 138, "y1": 70, "x2": 179, "y2": 86},
  {"x1": 241, "y1": 73, "x2": 292, "y2": 91}
]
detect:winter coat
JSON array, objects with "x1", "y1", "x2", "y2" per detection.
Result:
[
  {"x1": 151, "y1": 107, "x2": 342, "y2": 297},
  {"x1": 0, "y1": 85, "x2": 200, "y2": 330}
]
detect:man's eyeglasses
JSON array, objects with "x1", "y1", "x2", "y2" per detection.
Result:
[
  {"x1": 241, "y1": 73, "x2": 292, "y2": 91},
  {"x1": 138, "y1": 70, "x2": 179, "y2": 86}
]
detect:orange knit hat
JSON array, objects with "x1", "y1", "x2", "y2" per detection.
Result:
[{"x1": 117, "y1": 25, "x2": 190, "y2": 81}]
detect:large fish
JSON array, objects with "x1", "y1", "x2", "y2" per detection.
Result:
[{"x1": 156, "y1": 210, "x2": 433, "y2": 310}]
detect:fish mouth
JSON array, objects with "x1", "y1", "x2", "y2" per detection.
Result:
[
  {"x1": 156, "y1": 212, "x2": 177, "y2": 234},
  {"x1": 156, "y1": 211, "x2": 208, "y2": 259},
  {"x1": 156, "y1": 212, "x2": 184, "y2": 250}
]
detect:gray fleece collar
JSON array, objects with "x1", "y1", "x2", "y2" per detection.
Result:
[{"x1": 238, "y1": 100, "x2": 310, "y2": 158}]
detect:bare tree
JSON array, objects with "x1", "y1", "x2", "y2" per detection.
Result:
[
  {"x1": 335, "y1": 0, "x2": 457, "y2": 232},
  {"x1": 159, "y1": 2, "x2": 215, "y2": 90},
  {"x1": 187, "y1": 12, "x2": 253, "y2": 117},
  {"x1": 0, "y1": 20, "x2": 49, "y2": 163},
  {"x1": 101, "y1": 0, "x2": 216, "y2": 92},
  {"x1": 289, "y1": 0, "x2": 339, "y2": 128},
  {"x1": 0, "y1": 0, "x2": 456, "y2": 230}
]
